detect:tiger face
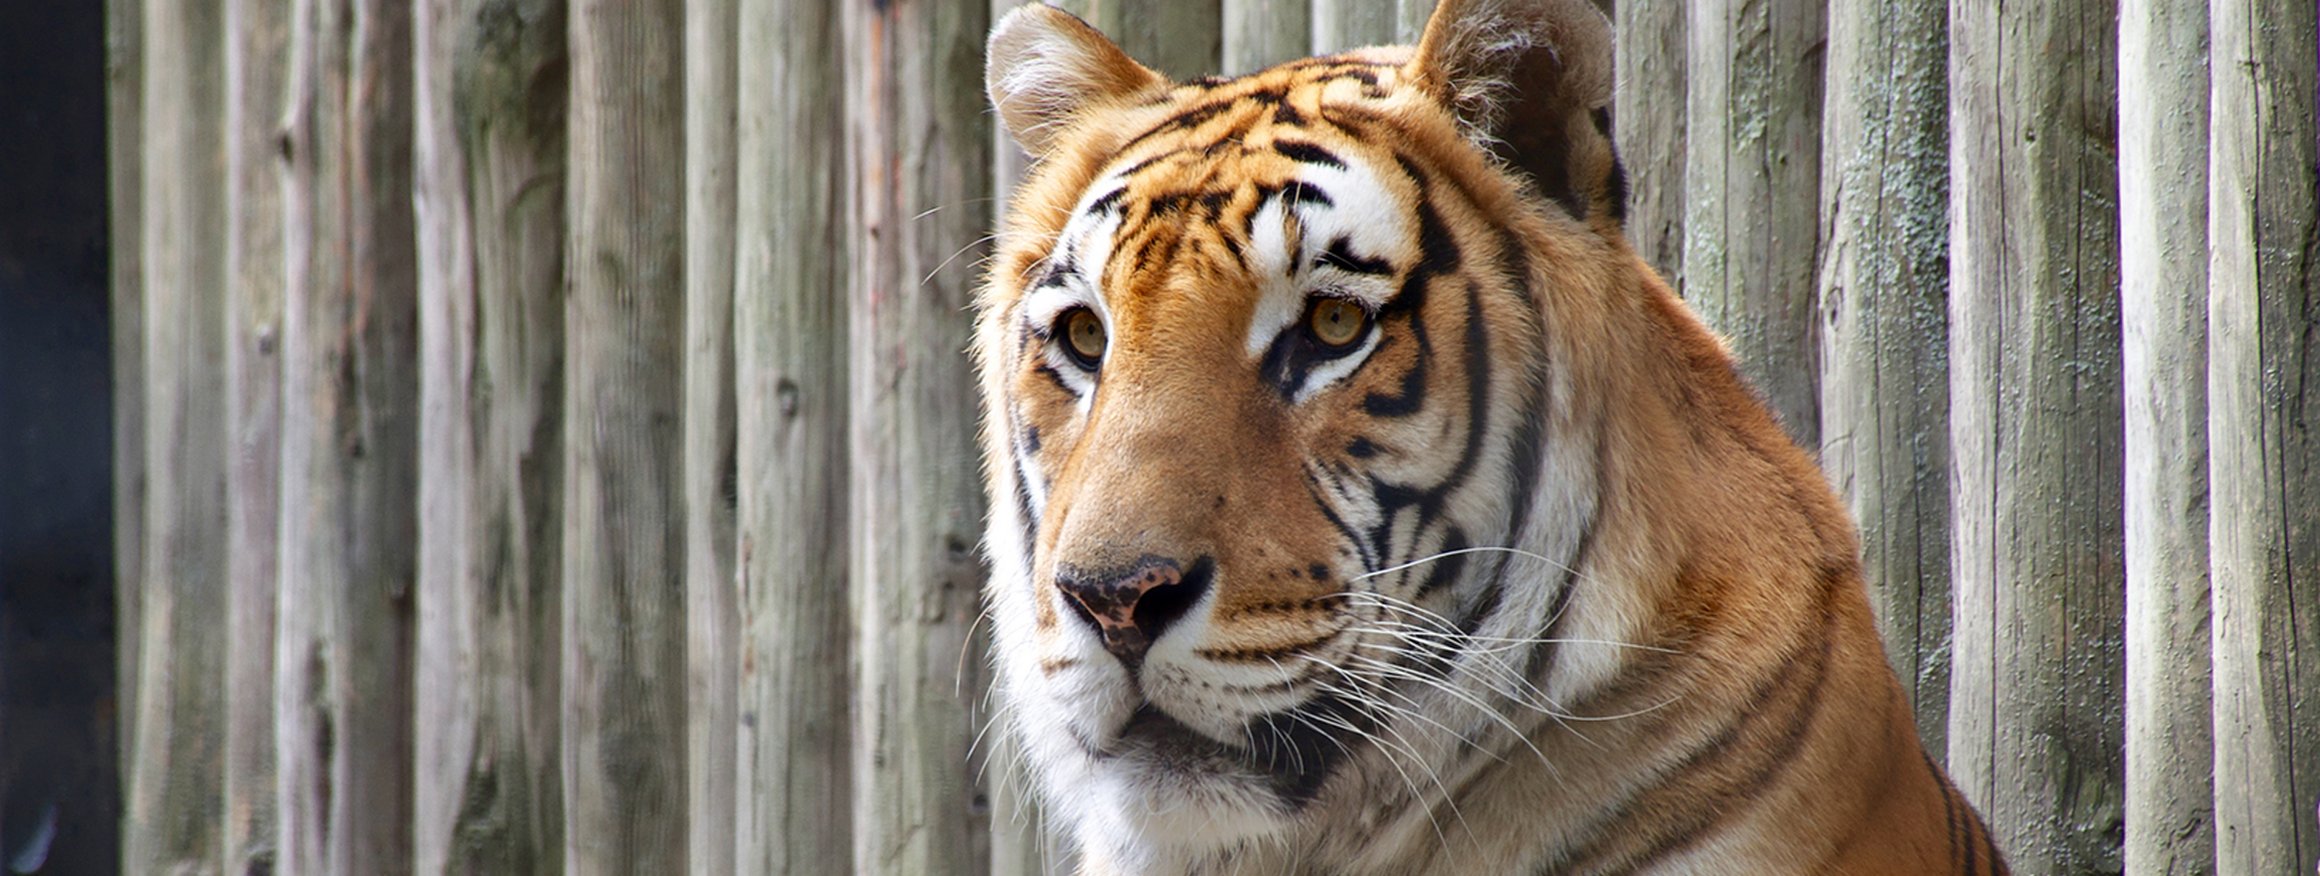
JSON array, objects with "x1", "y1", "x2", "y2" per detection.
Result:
[{"x1": 979, "y1": 0, "x2": 1625, "y2": 868}]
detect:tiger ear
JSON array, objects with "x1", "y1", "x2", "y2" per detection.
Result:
[
  {"x1": 987, "y1": 4, "x2": 1169, "y2": 158},
  {"x1": 1405, "y1": 0, "x2": 1626, "y2": 226}
]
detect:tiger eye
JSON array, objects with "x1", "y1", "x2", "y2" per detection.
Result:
[
  {"x1": 1063, "y1": 307, "x2": 1107, "y2": 366},
  {"x1": 1307, "y1": 298, "x2": 1368, "y2": 347}
]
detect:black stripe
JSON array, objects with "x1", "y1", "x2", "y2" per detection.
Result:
[
  {"x1": 1929, "y1": 749, "x2": 1966, "y2": 872},
  {"x1": 1552, "y1": 568, "x2": 1842, "y2": 874},
  {"x1": 1274, "y1": 139, "x2": 1346, "y2": 169},
  {"x1": 1316, "y1": 235, "x2": 1393, "y2": 275},
  {"x1": 1304, "y1": 467, "x2": 1377, "y2": 570},
  {"x1": 1280, "y1": 182, "x2": 1335, "y2": 209},
  {"x1": 1086, "y1": 186, "x2": 1127, "y2": 215},
  {"x1": 1033, "y1": 362, "x2": 1074, "y2": 394}
]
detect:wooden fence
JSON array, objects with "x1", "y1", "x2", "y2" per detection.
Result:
[{"x1": 108, "y1": 0, "x2": 2316, "y2": 873}]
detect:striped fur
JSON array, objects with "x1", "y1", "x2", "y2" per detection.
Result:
[{"x1": 976, "y1": 2, "x2": 2005, "y2": 873}]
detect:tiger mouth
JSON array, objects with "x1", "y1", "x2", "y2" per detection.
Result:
[{"x1": 1098, "y1": 697, "x2": 1370, "y2": 809}]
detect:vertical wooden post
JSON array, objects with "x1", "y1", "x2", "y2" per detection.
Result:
[
  {"x1": 683, "y1": 0, "x2": 739, "y2": 873},
  {"x1": 275, "y1": 0, "x2": 419, "y2": 871},
  {"x1": 412, "y1": 0, "x2": 570, "y2": 872},
  {"x1": 1611, "y1": 0, "x2": 1686, "y2": 285},
  {"x1": 223, "y1": 0, "x2": 289, "y2": 868},
  {"x1": 1221, "y1": 0, "x2": 1308, "y2": 74},
  {"x1": 124, "y1": 0, "x2": 227, "y2": 871},
  {"x1": 732, "y1": 1, "x2": 853, "y2": 872},
  {"x1": 1056, "y1": 0, "x2": 1221, "y2": 80},
  {"x1": 2207, "y1": 0, "x2": 2320, "y2": 870},
  {"x1": 2119, "y1": 0, "x2": 2215, "y2": 871},
  {"x1": 562, "y1": 0, "x2": 689, "y2": 870},
  {"x1": 844, "y1": 0, "x2": 994, "y2": 871},
  {"x1": 1946, "y1": 0, "x2": 2125, "y2": 870},
  {"x1": 1816, "y1": 0, "x2": 1950, "y2": 758},
  {"x1": 1682, "y1": 0, "x2": 1823, "y2": 445},
  {"x1": 104, "y1": 0, "x2": 145, "y2": 786},
  {"x1": 1310, "y1": 0, "x2": 1394, "y2": 52}
]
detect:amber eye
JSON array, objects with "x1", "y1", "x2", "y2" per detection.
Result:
[
  {"x1": 1306, "y1": 298, "x2": 1369, "y2": 348},
  {"x1": 1061, "y1": 307, "x2": 1107, "y2": 368}
]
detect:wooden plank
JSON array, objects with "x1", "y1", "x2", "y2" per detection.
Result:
[
  {"x1": 843, "y1": 0, "x2": 994, "y2": 871},
  {"x1": 682, "y1": 0, "x2": 739, "y2": 872},
  {"x1": 1056, "y1": 0, "x2": 1221, "y2": 80},
  {"x1": 1945, "y1": 0, "x2": 2125, "y2": 870},
  {"x1": 1816, "y1": 0, "x2": 1951, "y2": 760},
  {"x1": 1221, "y1": 0, "x2": 1308, "y2": 74},
  {"x1": 1682, "y1": 0, "x2": 1823, "y2": 446},
  {"x1": 731, "y1": 2, "x2": 853, "y2": 872},
  {"x1": 562, "y1": 0, "x2": 689, "y2": 870},
  {"x1": 275, "y1": 0, "x2": 419, "y2": 871},
  {"x1": 412, "y1": 0, "x2": 569, "y2": 872},
  {"x1": 123, "y1": 0, "x2": 227, "y2": 871},
  {"x1": 105, "y1": 0, "x2": 145, "y2": 785},
  {"x1": 1612, "y1": 0, "x2": 1686, "y2": 285},
  {"x1": 2119, "y1": 0, "x2": 2215, "y2": 870},
  {"x1": 223, "y1": 0, "x2": 289, "y2": 869},
  {"x1": 2206, "y1": 0, "x2": 2320, "y2": 870},
  {"x1": 1310, "y1": 0, "x2": 1394, "y2": 53}
]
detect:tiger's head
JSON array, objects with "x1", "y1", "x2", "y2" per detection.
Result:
[{"x1": 979, "y1": 0, "x2": 1636, "y2": 868}]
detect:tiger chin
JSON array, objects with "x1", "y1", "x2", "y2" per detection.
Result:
[{"x1": 974, "y1": 1, "x2": 2006, "y2": 873}]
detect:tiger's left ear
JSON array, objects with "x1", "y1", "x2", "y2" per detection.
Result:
[{"x1": 1406, "y1": 0, "x2": 1627, "y2": 227}]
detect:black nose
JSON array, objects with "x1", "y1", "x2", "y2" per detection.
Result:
[{"x1": 1055, "y1": 555, "x2": 1214, "y2": 667}]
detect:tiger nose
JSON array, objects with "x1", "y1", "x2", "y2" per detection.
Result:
[{"x1": 1055, "y1": 555, "x2": 1214, "y2": 667}]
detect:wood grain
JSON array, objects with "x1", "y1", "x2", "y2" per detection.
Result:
[
  {"x1": 1684, "y1": 0, "x2": 1824, "y2": 446},
  {"x1": 730, "y1": 0, "x2": 856, "y2": 871},
  {"x1": 682, "y1": 0, "x2": 739, "y2": 872},
  {"x1": 2119, "y1": 0, "x2": 2215, "y2": 870},
  {"x1": 223, "y1": 0, "x2": 289, "y2": 868},
  {"x1": 845, "y1": 0, "x2": 996, "y2": 871},
  {"x1": 412, "y1": 0, "x2": 570, "y2": 871},
  {"x1": 275, "y1": 0, "x2": 420, "y2": 871},
  {"x1": 1945, "y1": 0, "x2": 2125, "y2": 870},
  {"x1": 1816, "y1": 0, "x2": 1951, "y2": 761},
  {"x1": 561, "y1": 0, "x2": 689, "y2": 869},
  {"x1": 2206, "y1": 0, "x2": 2320, "y2": 870},
  {"x1": 125, "y1": 0, "x2": 227, "y2": 870}
]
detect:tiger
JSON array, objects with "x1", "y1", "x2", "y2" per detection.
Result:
[{"x1": 974, "y1": 0, "x2": 2007, "y2": 873}]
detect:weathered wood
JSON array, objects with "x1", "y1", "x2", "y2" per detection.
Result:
[
  {"x1": 562, "y1": 0, "x2": 689, "y2": 870},
  {"x1": 1310, "y1": 0, "x2": 1394, "y2": 52},
  {"x1": 1945, "y1": 0, "x2": 2125, "y2": 870},
  {"x1": 844, "y1": 0, "x2": 994, "y2": 871},
  {"x1": 275, "y1": 0, "x2": 420, "y2": 871},
  {"x1": 412, "y1": 0, "x2": 569, "y2": 872},
  {"x1": 223, "y1": 0, "x2": 289, "y2": 868},
  {"x1": 2206, "y1": 0, "x2": 2320, "y2": 870},
  {"x1": 2119, "y1": 0, "x2": 2214, "y2": 871},
  {"x1": 124, "y1": 0, "x2": 228, "y2": 871},
  {"x1": 105, "y1": 0, "x2": 145, "y2": 785},
  {"x1": 1683, "y1": 0, "x2": 1823, "y2": 446},
  {"x1": 732, "y1": 5, "x2": 852, "y2": 872},
  {"x1": 1815, "y1": 0, "x2": 1950, "y2": 760},
  {"x1": 1393, "y1": 0, "x2": 1426, "y2": 43},
  {"x1": 1221, "y1": 0, "x2": 1308, "y2": 74},
  {"x1": 1056, "y1": 0, "x2": 1221, "y2": 80},
  {"x1": 1611, "y1": 0, "x2": 1686, "y2": 285},
  {"x1": 682, "y1": 0, "x2": 738, "y2": 872}
]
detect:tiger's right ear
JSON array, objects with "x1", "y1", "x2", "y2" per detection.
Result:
[{"x1": 986, "y1": 4, "x2": 1168, "y2": 157}]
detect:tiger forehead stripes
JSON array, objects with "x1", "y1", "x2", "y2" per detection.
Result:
[{"x1": 978, "y1": 2, "x2": 2005, "y2": 875}]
